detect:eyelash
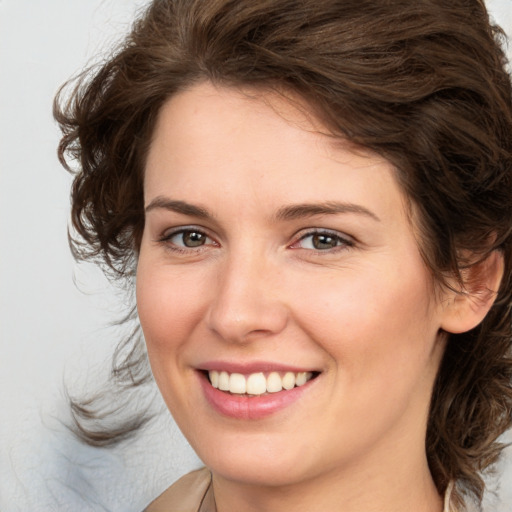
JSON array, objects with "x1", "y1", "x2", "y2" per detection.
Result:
[
  {"x1": 157, "y1": 227, "x2": 217, "y2": 254},
  {"x1": 156, "y1": 227, "x2": 355, "y2": 255},
  {"x1": 290, "y1": 229, "x2": 355, "y2": 253}
]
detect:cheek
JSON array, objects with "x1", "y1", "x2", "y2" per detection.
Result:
[
  {"x1": 135, "y1": 258, "x2": 214, "y2": 422},
  {"x1": 291, "y1": 263, "x2": 441, "y2": 448},
  {"x1": 136, "y1": 258, "x2": 207, "y2": 362},
  {"x1": 293, "y1": 260, "x2": 438, "y2": 381}
]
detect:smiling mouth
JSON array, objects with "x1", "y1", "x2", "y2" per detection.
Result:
[{"x1": 206, "y1": 370, "x2": 319, "y2": 396}]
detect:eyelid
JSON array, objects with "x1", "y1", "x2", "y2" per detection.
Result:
[
  {"x1": 155, "y1": 225, "x2": 354, "y2": 253},
  {"x1": 156, "y1": 225, "x2": 218, "y2": 249},
  {"x1": 289, "y1": 228, "x2": 355, "y2": 250}
]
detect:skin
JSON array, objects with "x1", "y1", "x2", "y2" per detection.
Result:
[{"x1": 136, "y1": 81, "x2": 481, "y2": 512}]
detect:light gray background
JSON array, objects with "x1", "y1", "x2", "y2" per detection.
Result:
[{"x1": 1, "y1": 1, "x2": 511, "y2": 510}]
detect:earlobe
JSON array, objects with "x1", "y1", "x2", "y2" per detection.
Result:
[{"x1": 440, "y1": 250, "x2": 504, "y2": 334}]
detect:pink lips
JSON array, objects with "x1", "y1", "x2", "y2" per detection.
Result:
[{"x1": 197, "y1": 362, "x2": 318, "y2": 420}]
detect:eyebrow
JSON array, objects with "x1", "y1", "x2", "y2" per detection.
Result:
[
  {"x1": 273, "y1": 201, "x2": 380, "y2": 222},
  {"x1": 145, "y1": 197, "x2": 211, "y2": 218},
  {"x1": 145, "y1": 196, "x2": 380, "y2": 223}
]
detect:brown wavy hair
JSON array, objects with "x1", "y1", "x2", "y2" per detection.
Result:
[{"x1": 54, "y1": 0, "x2": 512, "y2": 507}]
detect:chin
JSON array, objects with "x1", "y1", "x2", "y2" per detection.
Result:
[
  {"x1": 208, "y1": 455, "x2": 310, "y2": 487},
  {"x1": 191, "y1": 430, "x2": 321, "y2": 487}
]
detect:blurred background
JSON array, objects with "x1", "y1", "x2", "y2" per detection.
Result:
[{"x1": 1, "y1": 1, "x2": 511, "y2": 510}]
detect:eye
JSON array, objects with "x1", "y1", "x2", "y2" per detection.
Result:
[
  {"x1": 291, "y1": 230, "x2": 353, "y2": 251},
  {"x1": 174, "y1": 230, "x2": 208, "y2": 247},
  {"x1": 158, "y1": 227, "x2": 216, "y2": 251}
]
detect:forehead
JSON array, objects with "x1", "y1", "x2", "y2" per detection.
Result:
[
  {"x1": 148, "y1": 81, "x2": 383, "y2": 160},
  {"x1": 142, "y1": 81, "x2": 417, "y2": 242}
]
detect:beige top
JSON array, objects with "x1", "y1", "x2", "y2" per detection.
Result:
[
  {"x1": 144, "y1": 467, "x2": 463, "y2": 512},
  {"x1": 145, "y1": 468, "x2": 215, "y2": 512}
]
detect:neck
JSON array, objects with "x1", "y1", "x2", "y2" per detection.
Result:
[{"x1": 212, "y1": 436, "x2": 443, "y2": 512}]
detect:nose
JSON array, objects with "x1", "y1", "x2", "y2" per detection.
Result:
[{"x1": 205, "y1": 249, "x2": 289, "y2": 343}]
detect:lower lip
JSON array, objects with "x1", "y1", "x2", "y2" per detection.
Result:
[{"x1": 199, "y1": 372, "x2": 315, "y2": 420}]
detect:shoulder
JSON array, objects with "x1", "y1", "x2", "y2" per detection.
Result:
[{"x1": 144, "y1": 467, "x2": 212, "y2": 512}]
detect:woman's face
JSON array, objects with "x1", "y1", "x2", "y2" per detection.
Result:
[{"x1": 137, "y1": 82, "x2": 448, "y2": 488}]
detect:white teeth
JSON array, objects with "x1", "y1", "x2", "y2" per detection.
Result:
[
  {"x1": 266, "y1": 372, "x2": 283, "y2": 393},
  {"x1": 246, "y1": 372, "x2": 267, "y2": 395},
  {"x1": 218, "y1": 371, "x2": 230, "y2": 391},
  {"x1": 229, "y1": 373, "x2": 246, "y2": 394},
  {"x1": 208, "y1": 369, "x2": 314, "y2": 395},
  {"x1": 210, "y1": 370, "x2": 219, "y2": 388},
  {"x1": 282, "y1": 372, "x2": 296, "y2": 390},
  {"x1": 295, "y1": 372, "x2": 308, "y2": 386}
]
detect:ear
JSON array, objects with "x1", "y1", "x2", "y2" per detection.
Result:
[{"x1": 440, "y1": 250, "x2": 504, "y2": 334}]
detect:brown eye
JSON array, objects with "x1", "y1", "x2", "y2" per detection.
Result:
[
  {"x1": 181, "y1": 231, "x2": 207, "y2": 247},
  {"x1": 311, "y1": 233, "x2": 338, "y2": 250},
  {"x1": 160, "y1": 228, "x2": 214, "y2": 250},
  {"x1": 292, "y1": 230, "x2": 354, "y2": 252}
]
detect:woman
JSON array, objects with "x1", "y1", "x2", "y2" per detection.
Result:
[{"x1": 54, "y1": 0, "x2": 512, "y2": 510}]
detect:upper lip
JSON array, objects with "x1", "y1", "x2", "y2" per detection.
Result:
[{"x1": 198, "y1": 360, "x2": 320, "y2": 374}]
